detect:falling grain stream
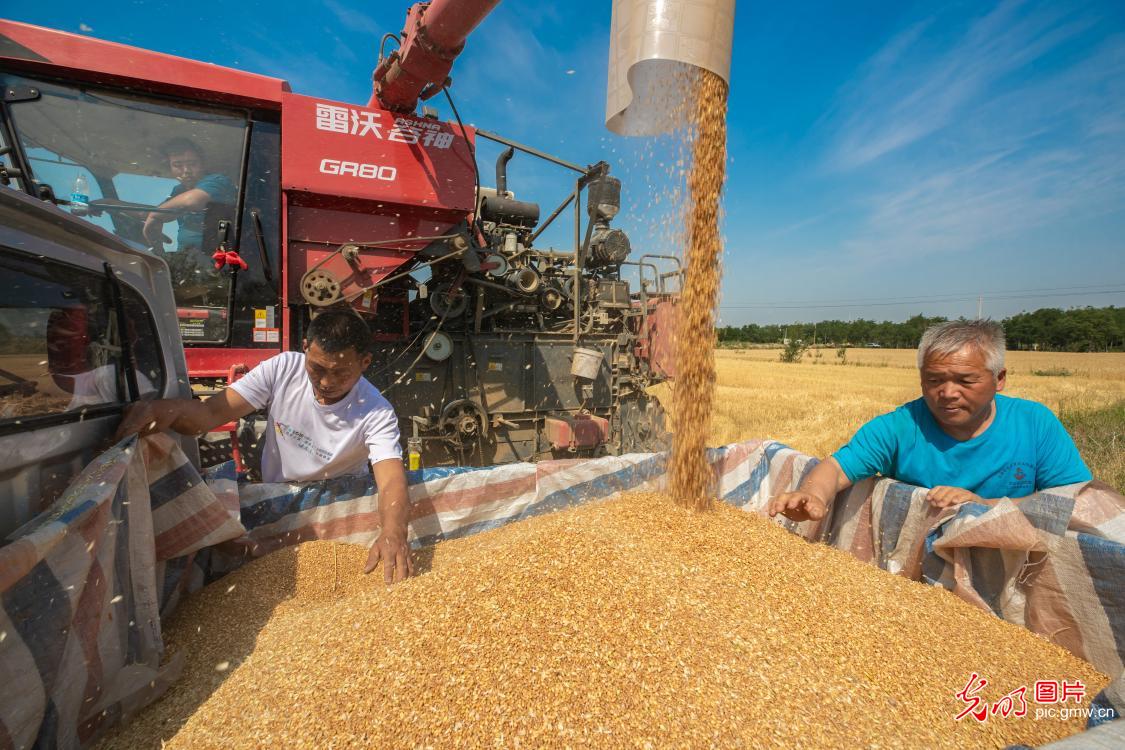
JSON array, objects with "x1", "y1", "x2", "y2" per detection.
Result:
[{"x1": 669, "y1": 70, "x2": 729, "y2": 511}]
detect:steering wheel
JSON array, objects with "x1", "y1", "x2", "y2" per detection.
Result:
[
  {"x1": 87, "y1": 200, "x2": 175, "y2": 248},
  {"x1": 106, "y1": 208, "x2": 148, "y2": 243}
]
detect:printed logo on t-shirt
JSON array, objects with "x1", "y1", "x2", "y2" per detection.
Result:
[
  {"x1": 996, "y1": 461, "x2": 1035, "y2": 496},
  {"x1": 274, "y1": 420, "x2": 333, "y2": 462}
]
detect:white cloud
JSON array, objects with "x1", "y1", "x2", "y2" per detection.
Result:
[
  {"x1": 818, "y1": 0, "x2": 1125, "y2": 262},
  {"x1": 322, "y1": 0, "x2": 382, "y2": 38},
  {"x1": 824, "y1": 1, "x2": 1095, "y2": 171}
]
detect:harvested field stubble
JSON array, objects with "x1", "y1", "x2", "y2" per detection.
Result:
[
  {"x1": 103, "y1": 493, "x2": 1105, "y2": 749},
  {"x1": 657, "y1": 349, "x2": 1125, "y2": 470}
]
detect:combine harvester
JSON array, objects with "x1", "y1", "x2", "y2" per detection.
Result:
[
  {"x1": 0, "y1": 0, "x2": 1121, "y2": 747},
  {"x1": 0, "y1": 0, "x2": 676, "y2": 485}
]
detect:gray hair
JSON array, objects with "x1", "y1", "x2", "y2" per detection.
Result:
[{"x1": 917, "y1": 320, "x2": 1006, "y2": 376}]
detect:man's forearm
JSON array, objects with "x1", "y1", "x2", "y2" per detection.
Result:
[
  {"x1": 366, "y1": 460, "x2": 414, "y2": 580},
  {"x1": 118, "y1": 388, "x2": 253, "y2": 441},
  {"x1": 161, "y1": 189, "x2": 210, "y2": 213},
  {"x1": 798, "y1": 458, "x2": 851, "y2": 504},
  {"x1": 152, "y1": 398, "x2": 223, "y2": 436},
  {"x1": 146, "y1": 189, "x2": 208, "y2": 226},
  {"x1": 377, "y1": 469, "x2": 410, "y2": 537}
]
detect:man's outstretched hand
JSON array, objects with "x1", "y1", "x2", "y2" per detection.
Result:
[
  {"x1": 115, "y1": 400, "x2": 169, "y2": 441},
  {"x1": 926, "y1": 486, "x2": 983, "y2": 509},
  {"x1": 767, "y1": 491, "x2": 828, "y2": 522},
  {"x1": 365, "y1": 530, "x2": 414, "y2": 585},
  {"x1": 143, "y1": 215, "x2": 166, "y2": 248}
]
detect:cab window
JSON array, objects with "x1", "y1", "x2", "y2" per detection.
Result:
[
  {"x1": 2, "y1": 74, "x2": 248, "y2": 342},
  {"x1": 0, "y1": 249, "x2": 163, "y2": 424}
]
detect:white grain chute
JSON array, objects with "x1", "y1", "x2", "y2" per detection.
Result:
[{"x1": 605, "y1": 0, "x2": 736, "y2": 136}]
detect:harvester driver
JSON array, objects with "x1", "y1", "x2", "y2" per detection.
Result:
[
  {"x1": 768, "y1": 320, "x2": 1091, "y2": 522},
  {"x1": 115, "y1": 311, "x2": 414, "y2": 583},
  {"x1": 142, "y1": 138, "x2": 236, "y2": 304}
]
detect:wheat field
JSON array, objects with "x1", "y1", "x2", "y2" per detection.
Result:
[{"x1": 653, "y1": 348, "x2": 1125, "y2": 489}]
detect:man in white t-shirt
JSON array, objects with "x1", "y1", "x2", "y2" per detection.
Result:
[{"x1": 115, "y1": 311, "x2": 413, "y2": 583}]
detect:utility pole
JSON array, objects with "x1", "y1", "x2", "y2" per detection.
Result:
[{"x1": 977, "y1": 295, "x2": 983, "y2": 319}]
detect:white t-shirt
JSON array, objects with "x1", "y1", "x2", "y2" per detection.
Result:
[{"x1": 230, "y1": 351, "x2": 402, "y2": 483}]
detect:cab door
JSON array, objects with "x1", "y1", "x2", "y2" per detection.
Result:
[{"x1": 0, "y1": 190, "x2": 194, "y2": 539}]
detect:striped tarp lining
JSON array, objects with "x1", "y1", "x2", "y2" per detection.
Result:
[
  {"x1": 1, "y1": 436, "x2": 1121, "y2": 747},
  {"x1": 0, "y1": 435, "x2": 241, "y2": 750}
]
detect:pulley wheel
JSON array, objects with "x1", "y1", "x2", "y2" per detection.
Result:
[
  {"x1": 439, "y1": 399, "x2": 487, "y2": 443},
  {"x1": 484, "y1": 253, "x2": 508, "y2": 278},
  {"x1": 429, "y1": 283, "x2": 468, "y2": 318},
  {"x1": 424, "y1": 331, "x2": 454, "y2": 362},
  {"x1": 301, "y1": 270, "x2": 343, "y2": 307},
  {"x1": 512, "y1": 267, "x2": 541, "y2": 294},
  {"x1": 542, "y1": 288, "x2": 564, "y2": 311}
]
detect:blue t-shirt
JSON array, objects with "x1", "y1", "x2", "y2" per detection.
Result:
[
  {"x1": 832, "y1": 395, "x2": 1091, "y2": 498},
  {"x1": 170, "y1": 173, "x2": 236, "y2": 249}
]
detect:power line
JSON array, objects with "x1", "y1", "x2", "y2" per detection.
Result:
[
  {"x1": 719, "y1": 282, "x2": 1125, "y2": 307},
  {"x1": 720, "y1": 286, "x2": 1125, "y2": 310}
]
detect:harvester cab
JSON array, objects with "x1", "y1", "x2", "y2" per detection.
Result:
[{"x1": 0, "y1": 60, "x2": 280, "y2": 347}]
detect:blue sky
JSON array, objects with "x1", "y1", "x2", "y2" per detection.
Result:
[{"x1": 7, "y1": 0, "x2": 1125, "y2": 325}]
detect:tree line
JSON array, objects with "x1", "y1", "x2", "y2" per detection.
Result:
[{"x1": 716, "y1": 307, "x2": 1125, "y2": 352}]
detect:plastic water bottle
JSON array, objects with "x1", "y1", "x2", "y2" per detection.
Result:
[{"x1": 70, "y1": 173, "x2": 89, "y2": 216}]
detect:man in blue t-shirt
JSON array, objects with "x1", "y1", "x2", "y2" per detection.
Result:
[
  {"x1": 768, "y1": 320, "x2": 1091, "y2": 522},
  {"x1": 143, "y1": 138, "x2": 236, "y2": 306},
  {"x1": 143, "y1": 138, "x2": 236, "y2": 250}
]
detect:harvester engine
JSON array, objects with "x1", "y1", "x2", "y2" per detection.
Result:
[{"x1": 356, "y1": 140, "x2": 677, "y2": 467}]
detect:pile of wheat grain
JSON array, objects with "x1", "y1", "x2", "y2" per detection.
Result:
[
  {"x1": 102, "y1": 492, "x2": 1104, "y2": 749},
  {"x1": 669, "y1": 69, "x2": 729, "y2": 512}
]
